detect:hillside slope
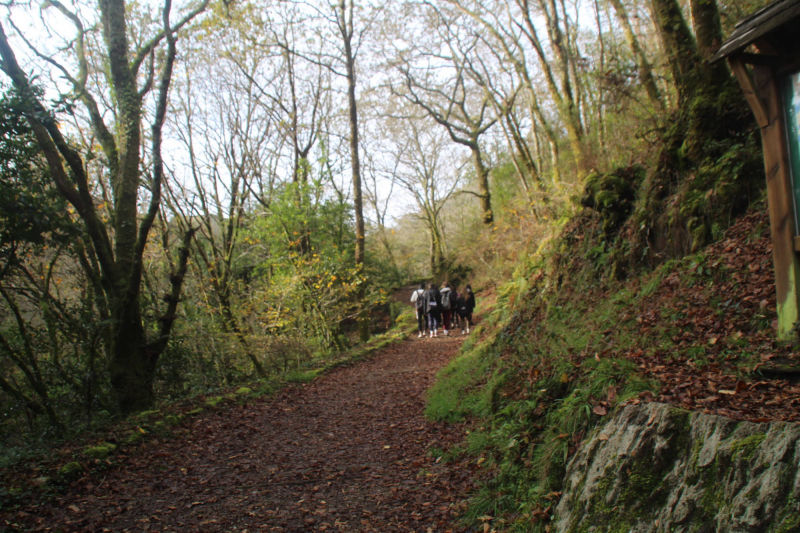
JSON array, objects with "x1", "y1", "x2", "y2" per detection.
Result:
[
  {"x1": 427, "y1": 205, "x2": 800, "y2": 530},
  {"x1": 606, "y1": 208, "x2": 800, "y2": 422}
]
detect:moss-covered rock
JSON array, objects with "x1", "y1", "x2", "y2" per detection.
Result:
[
  {"x1": 124, "y1": 429, "x2": 145, "y2": 446},
  {"x1": 58, "y1": 461, "x2": 83, "y2": 477},
  {"x1": 554, "y1": 403, "x2": 800, "y2": 532},
  {"x1": 581, "y1": 165, "x2": 644, "y2": 238},
  {"x1": 205, "y1": 395, "x2": 224, "y2": 408},
  {"x1": 84, "y1": 441, "x2": 117, "y2": 459}
]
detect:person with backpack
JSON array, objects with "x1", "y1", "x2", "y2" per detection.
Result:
[
  {"x1": 410, "y1": 283, "x2": 427, "y2": 338},
  {"x1": 440, "y1": 282, "x2": 453, "y2": 336},
  {"x1": 450, "y1": 286, "x2": 461, "y2": 331},
  {"x1": 425, "y1": 282, "x2": 441, "y2": 338},
  {"x1": 460, "y1": 284, "x2": 475, "y2": 334}
]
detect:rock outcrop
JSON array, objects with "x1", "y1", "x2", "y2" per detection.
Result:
[{"x1": 553, "y1": 402, "x2": 800, "y2": 532}]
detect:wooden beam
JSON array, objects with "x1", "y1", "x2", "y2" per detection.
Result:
[
  {"x1": 736, "y1": 52, "x2": 783, "y2": 66},
  {"x1": 759, "y1": 71, "x2": 800, "y2": 339},
  {"x1": 729, "y1": 56, "x2": 770, "y2": 128}
]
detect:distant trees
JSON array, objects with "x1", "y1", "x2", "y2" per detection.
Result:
[
  {"x1": 607, "y1": 0, "x2": 663, "y2": 113},
  {"x1": 444, "y1": 0, "x2": 590, "y2": 176},
  {"x1": 388, "y1": 116, "x2": 464, "y2": 276},
  {"x1": 167, "y1": 6, "x2": 273, "y2": 379},
  {"x1": 165, "y1": 0, "x2": 369, "y2": 371},
  {"x1": 391, "y1": 3, "x2": 499, "y2": 225}
]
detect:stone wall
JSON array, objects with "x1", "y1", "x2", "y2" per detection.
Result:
[{"x1": 553, "y1": 402, "x2": 800, "y2": 532}]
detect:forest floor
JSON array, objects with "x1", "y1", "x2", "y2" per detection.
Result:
[{"x1": 3, "y1": 332, "x2": 477, "y2": 532}]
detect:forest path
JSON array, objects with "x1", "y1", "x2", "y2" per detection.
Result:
[{"x1": 19, "y1": 333, "x2": 475, "y2": 532}]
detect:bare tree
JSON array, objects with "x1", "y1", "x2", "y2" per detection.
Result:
[
  {"x1": 389, "y1": 117, "x2": 464, "y2": 276},
  {"x1": 391, "y1": 6, "x2": 499, "y2": 225},
  {"x1": 166, "y1": 15, "x2": 280, "y2": 377},
  {"x1": 362, "y1": 147, "x2": 401, "y2": 274},
  {"x1": 442, "y1": 0, "x2": 568, "y2": 181}
]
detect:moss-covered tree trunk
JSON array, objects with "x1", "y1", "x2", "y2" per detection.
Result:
[
  {"x1": 650, "y1": 0, "x2": 700, "y2": 107},
  {"x1": 472, "y1": 146, "x2": 494, "y2": 225},
  {"x1": 622, "y1": 0, "x2": 761, "y2": 265}
]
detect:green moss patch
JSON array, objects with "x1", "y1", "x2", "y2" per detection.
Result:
[
  {"x1": 58, "y1": 461, "x2": 83, "y2": 477},
  {"x1": 730, "y1": 433, "x2": 766, "y2": 461},
  {"x1": 84, "y1": 442, "x2": 117, "y2": 459}
]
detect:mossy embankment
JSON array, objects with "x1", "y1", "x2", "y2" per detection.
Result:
[{"x1": 426, "y1": 196, "x2": 800, "y2": 530}]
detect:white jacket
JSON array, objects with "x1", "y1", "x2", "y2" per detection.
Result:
[{"x1": 410, "y1": 288, "x2": 425, "y2": 303}]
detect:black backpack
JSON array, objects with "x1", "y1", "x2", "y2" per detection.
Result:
[
  {"x1": 427, "y1": 288, "x2": 440, "y2": 311},
  {"x1": 414, "y1": 289, "x2": 426, "y2": 311}
]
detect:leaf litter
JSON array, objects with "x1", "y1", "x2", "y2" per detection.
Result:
[
  {"x1": 3, "y1": 335, "x2": 476, "y2": 531},
  {"x1": 621, "y1": 210, "x2": 800, "y2": 423}
]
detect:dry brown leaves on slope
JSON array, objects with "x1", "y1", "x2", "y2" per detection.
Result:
[{"x1": 624, "y1": 210, "x2": 800, "y2": 423}]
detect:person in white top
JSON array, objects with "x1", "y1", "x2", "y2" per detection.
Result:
[{"x1": 410, "y1": 283, "x2": 427, "y2": 338}]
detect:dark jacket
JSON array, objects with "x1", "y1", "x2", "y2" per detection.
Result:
[
  {"x1": 425, "y1": 287, "x2": 441, "y2": 313},
  {"x1": 464, "y1": 290, "x2": 475, "y2": 312}
]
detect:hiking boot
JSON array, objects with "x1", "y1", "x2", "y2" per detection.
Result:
[{"x1": 418, "y1": 332, "x2": 423, "y2": 338}]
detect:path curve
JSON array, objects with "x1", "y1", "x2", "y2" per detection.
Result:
[{"x1": 15, "y1": 334, "x2": 475, "y2": 532}]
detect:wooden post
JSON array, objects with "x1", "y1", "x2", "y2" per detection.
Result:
[{"x1": 731, "y1": 56, "x2": 800, "y2": 340}]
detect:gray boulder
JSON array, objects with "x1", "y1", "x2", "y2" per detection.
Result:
[{"x1": 553, "y1": 402, "x2": 800, "y2": 532}]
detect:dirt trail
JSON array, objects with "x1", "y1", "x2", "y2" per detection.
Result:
[{"x1": 11, "y1": 333, "x2": 475, "y2": 532}]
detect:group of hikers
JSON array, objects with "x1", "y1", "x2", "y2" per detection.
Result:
[{"x1": 410, "y1": 281, "x2": 475, "y2": 338}]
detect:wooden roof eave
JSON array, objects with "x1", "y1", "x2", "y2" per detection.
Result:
[{"x1": 712, "y1": 0, "x2": 800, "y2": 62}]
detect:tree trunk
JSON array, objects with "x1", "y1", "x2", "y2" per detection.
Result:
[
  {"x1": 609, "y1": 0, "x2": 664, "y2": 112},
  {"x1": 649, "y1": 0, "x2": 700, "y2": 107},
  {"x1": 108, "y1": 305, "x2": 154, "y2": 414},
  {"x1": 339, "y1": 1, "x2": 365, "y2": 268},
  {"x1": 690, "y1": 0, "x2": 732, "y2": 87},
  {"x1": 428, "y1": 218, "x2": 445, "y2": 277},
  {"x1": 500, "y1": 111, "x2": 535, "y2": 200},
  {"x1": 472, "y1": 146, "x2": 494, "y2": 224},
  {"x1": 337, "y1": 0, "x2": 368, "y2": 341}
]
